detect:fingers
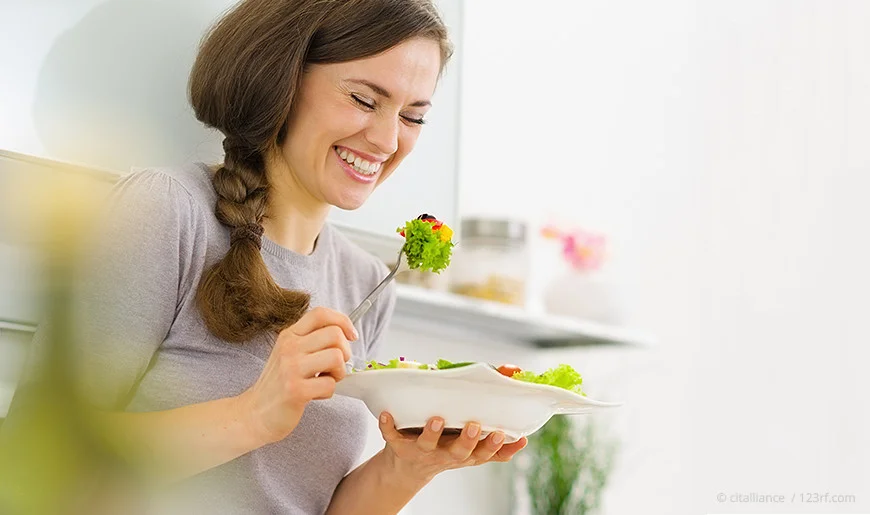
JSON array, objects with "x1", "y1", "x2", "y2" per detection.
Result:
[
  {"x1": 289, "y1": 307, "x2": 358, "y2": 341},
  {"x1": 492, "y1": 437, "x2": 528, "y2": 462},
  {"x1": 300, "y1": 348, "x2": 348, "y2": 380},
  {"x1": 469, "y1": 431, "x2": 506, "y2": 463},
  {"x1": 304, "y1": 375, "x2": 338, "y2": 400},
  {"x1": 295, "y1": 325, "x2": 352, "y2": 361},
  {"x1": 447, "y1": 422, "x2": 481, "y2": 462},
  {"x1": 378, "y1": 412, "x2": 404, "y2": 444},
  {"x1": 415, "y1": 417, "x2": 445, "y2": 453}
]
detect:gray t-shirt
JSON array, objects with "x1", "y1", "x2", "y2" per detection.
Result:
[{"x1": 35, "y1": 163, "x2": 396, "y2": 514}]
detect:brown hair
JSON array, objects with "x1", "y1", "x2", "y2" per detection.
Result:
[{"x1": 188, "y1": 0, "x2": 452, "y2": 343}]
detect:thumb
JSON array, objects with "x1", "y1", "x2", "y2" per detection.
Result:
[{"x1": 378, "y1": 412, "x2": 402, "y2": 444}]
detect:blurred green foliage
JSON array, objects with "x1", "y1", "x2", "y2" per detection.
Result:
[{"x1": 517, "y1": 415, "x2": 619, "y2": 515}]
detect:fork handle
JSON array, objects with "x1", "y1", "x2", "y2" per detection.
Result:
[
  {"x1": 348, "y1": 245, "x2": 404, "y2": 326},
  {"x1": 348, "y1": 268, "x2": 396, "y2": 324},
  {"x1": 348, "y1": 299, "x2": 374, "y2": 324}
]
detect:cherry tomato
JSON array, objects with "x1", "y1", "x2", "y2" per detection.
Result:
[{"x1": 496, "y1": 364, "x2": 522, "y2": 378}]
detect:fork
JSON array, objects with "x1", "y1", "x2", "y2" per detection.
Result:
[
  {"x1": 345, "y1": 245, "x2": 405, "y2": 373},
  {"x1": 348, "y1": 244, "x2": 406, "y2": 325}
]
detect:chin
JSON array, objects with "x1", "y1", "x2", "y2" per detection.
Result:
[{"x1": 331, "y1": 193, "x2": 370, "y2": 211}]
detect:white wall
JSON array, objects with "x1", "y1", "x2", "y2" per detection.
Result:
[
  {"x1": 0, "y1": 0, "x2": 226, "y2": 169},
  {"x1": 0, "y1": 0, "x2": 462, "y2": 238},
  {"x1": 371, "y1": 1, "x2": 870, "y2": 514}
]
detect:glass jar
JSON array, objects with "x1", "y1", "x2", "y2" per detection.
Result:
[{"x1": 448, "y1": 218, "x2": 529, "y2": 307}]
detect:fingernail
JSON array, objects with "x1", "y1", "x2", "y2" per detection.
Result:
[
  {"x1": 467, "y1": 423, "x2": 480, "y2": 438},
  {"x1": 352, "y1": 328, "x2": 360, "y2": 340},
  {"x1": 492, "y1": 432, "x2": 504, "y2": 444},
  {"x1": 380, "y1": 413, "x2": 388, "y2": 424},
  {"x1": 430, "y1": 418, "x2": 443, "y2": 431}
]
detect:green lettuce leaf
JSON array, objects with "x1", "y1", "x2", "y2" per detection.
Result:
[
  {"x1": 434, "y1": 359, "x2": 475, "y2": 370},
  {"x1": 397, "y1": 219, "x2": 454, "y2": 273},
  {"x1": 511, "y1": 364, "x2": 585, "y2": 395}
]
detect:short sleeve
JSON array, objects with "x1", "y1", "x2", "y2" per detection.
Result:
[{"x1": 20, "y1": 169, "x2": 208, "y2": 411}]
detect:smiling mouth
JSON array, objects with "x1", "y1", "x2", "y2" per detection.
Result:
[{"x1": 334, "y1": 146, "x2": 382, "y2": 176}]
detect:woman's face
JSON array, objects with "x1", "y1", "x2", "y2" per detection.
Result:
[{"x1": 280, "y1": 37, "x2": 442, "y2": 210}]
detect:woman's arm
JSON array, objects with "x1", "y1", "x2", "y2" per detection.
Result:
[
  {"x1": 325, "y1": 448, "x2": 430, "y2": 515},
  {"x1": 94, "y1": 307, "x2": 358, "y2": 483},
  {"x1": 325, "y1": 412, "x2": 527, "y2": 515},
  {"x1": 94, "y1": 394, "x2": 263, "y2": 483}
]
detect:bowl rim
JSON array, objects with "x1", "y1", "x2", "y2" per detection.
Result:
[{"x1": 345, "y1": 362, "x2": 621, "y2": 408}]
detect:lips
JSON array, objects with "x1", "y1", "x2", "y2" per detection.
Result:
[
  {"x1": 334, "y1": 146, "x2": 380, "y2": 184},
  {"x1": 334, "y1": 146, "x2": 382, "y2": 176}
]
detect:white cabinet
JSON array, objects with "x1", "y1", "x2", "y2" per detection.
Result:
[
  {"x1": 0, "y1": 0, "x2": 462, "y2": 240},
  {"x1": 0, "y1": 150, "x2": 117, "y2": 326}
]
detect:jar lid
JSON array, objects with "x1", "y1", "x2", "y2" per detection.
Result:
[{"x1": 461, "y1": 218, "x2": 526, "y2": 243}]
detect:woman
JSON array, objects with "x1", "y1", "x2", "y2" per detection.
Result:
[{"x1": 29, "y1": 0, "x2": 526, "y2": 513}]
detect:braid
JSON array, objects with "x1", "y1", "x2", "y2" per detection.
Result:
[
  {"x1": 195, "y1": 139, "x2": 310, "y2": 343},
  {"x1": 214, "y1": 139, "x2": 268, "y2": 246}
]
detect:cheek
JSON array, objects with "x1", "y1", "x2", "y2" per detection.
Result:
[
  {"x1": 288, "y1": 102, "x2": 365, "y2": 157},
  {"x1": 327, "y1": 103, "x2": 369, "y2": 139},
  {"x1": 281, "y1": 134, "x2": 310, "y2": 171},
  {"x1": 377, "y1": 130, "x2": 421, "y2": 184}
]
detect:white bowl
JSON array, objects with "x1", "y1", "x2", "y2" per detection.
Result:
[{"x1": 335, "y1": 363, "x2": 621, "y2": 444}]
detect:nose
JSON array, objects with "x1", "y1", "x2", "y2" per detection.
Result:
[{"x1": 364, "y1": 114, "x2": 400, "y2": 156}]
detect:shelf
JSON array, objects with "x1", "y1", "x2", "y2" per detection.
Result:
[
  {"x1": 0, "y1": 320, "x2": 37, "y2": 333},
  {"x1": 333, "y1": 220, "x2": 655, "y2": 349},
  {"x1": 391, "y1": 284, "x2": 654, "y2": 348}
]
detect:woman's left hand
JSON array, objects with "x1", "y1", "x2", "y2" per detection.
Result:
[{"x1": 377, "y1": 411, "x2": 528, "y2": 483}]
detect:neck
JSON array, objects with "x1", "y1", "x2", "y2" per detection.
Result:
[{"x1": 263, "y1": 154, "x2": 331, "y2": 256}]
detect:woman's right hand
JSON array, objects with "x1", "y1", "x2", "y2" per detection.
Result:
[{"x1": 238, "y1": 307, "x2": 358, "y2": 445}]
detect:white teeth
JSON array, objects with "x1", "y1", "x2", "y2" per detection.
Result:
[
  {"x1": 353, "y1": 163, "x2": 375, "y2": 175},
  {"x1": 338, "y1": 147, "x2": 381, "y2": 175}
]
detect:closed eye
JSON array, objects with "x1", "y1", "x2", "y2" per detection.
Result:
[
  {"x1": 354, "y1": 93, "x2": 426, "y2": 125},
  {"x1": 351, "y1": 93, "x2": 375, "y2": 110},
  {"x1": 401, "y1": 116, "x2": 426, "y2": 126}
]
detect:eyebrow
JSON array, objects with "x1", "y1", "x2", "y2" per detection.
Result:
[{"x1": 347, "y1": 79, "x2": 432, "y2": 107}]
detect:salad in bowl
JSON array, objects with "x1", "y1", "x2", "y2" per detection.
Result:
[
  {"x1": 336, "y1": 358, "x2": 619, "y2": 444},
  {"x1": 342, "y1": 216, "x2": 620, "y2": 442}
]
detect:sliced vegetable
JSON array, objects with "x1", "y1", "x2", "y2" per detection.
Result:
[
  {"x1": 365, "y1": 357, "x2": 428, "y2": 370},
  {"x1": 496, "y1": 364, "x2": 523, "y2": 378}
]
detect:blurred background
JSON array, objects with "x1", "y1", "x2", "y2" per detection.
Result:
[{"x1": 1, "y1": 1, "x2": 868, "y2": 514}]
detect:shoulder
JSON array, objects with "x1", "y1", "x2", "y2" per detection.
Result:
[
  {"x1": 95, "y1": 163, "x2": 220, "y2": 269},
  {"x1": 115, "y1": 162, "x2": 217, "y2": 218}
]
